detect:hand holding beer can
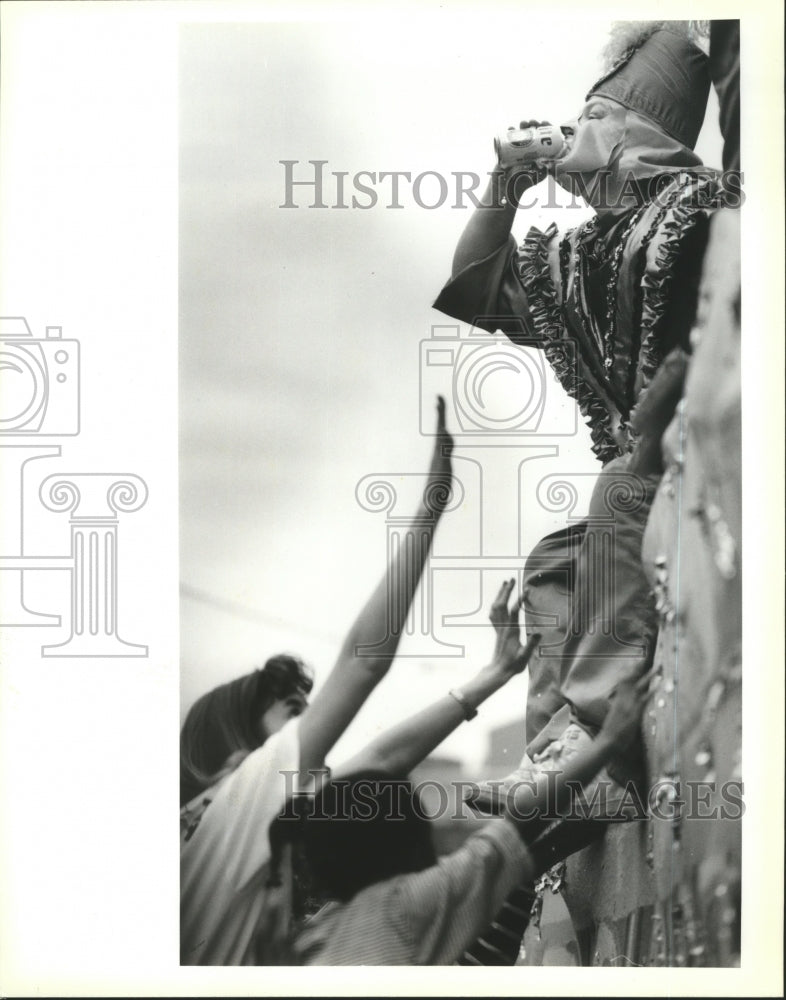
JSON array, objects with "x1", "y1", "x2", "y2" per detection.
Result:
[{"x1": 494, "y1": 123, "x2": 569, "y2": 170}]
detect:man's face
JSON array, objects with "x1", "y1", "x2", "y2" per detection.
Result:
[
  {"x1": 257, "y1": 689, "x2": 308, "y2": 740},
  {"x1": 555, "y1": 96, "x2": 627, "y2": 186}
]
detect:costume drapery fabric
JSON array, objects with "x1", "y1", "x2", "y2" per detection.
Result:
[
  {"x1": 638, "y1": 206, "x2": 741, "y2": 965},
  {"x1": 433, "y1": 171, "x2": 721, "y2": 774}
]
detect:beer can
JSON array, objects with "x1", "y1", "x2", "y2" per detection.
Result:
[{"x1": 494, "y1": 123, "x2": 567, "y2": 169}]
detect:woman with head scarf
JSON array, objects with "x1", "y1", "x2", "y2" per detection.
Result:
[{"x1": 432, "y1": 22, "x2": 724, "y2": 805}]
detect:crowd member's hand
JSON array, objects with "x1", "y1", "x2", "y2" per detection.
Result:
[
  {"x1": 487, "y1": 579, "x2": 541, "y2": 678},
  {"x1": 424, "y1": 395, "x2": 454, "y2": 514},
  {"x1": 599, "y1": 675, "x2": 649, "y2": 751}
]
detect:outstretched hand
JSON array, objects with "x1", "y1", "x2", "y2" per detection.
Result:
[
  {"x1": 488, "y1": 579, "x2": 541, "y2": 677},
  {"x1": 424, "y1": 395, "x2": 455, "y2": 515}
]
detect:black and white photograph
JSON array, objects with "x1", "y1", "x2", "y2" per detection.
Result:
[{"x1": 1, "y1": 1, "x2": 783, "y2": 995}]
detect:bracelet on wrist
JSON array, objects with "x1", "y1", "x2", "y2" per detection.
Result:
[{"x1": 448, "y1": 688, "x2": 478, "y2": 721}]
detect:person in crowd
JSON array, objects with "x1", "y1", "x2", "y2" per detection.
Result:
[
  {"x1": 432, "y1": 20, "x2": 722, "y2": 807},
  {"x1": 180, "y1": 400, "x2": 540, "y2": 965},
  {"x1": 279, "y1": 675, "x2": 648, "y2": 965},
  {"x1": 180, "y1": 398, "x2": 451, "y2": 964}
]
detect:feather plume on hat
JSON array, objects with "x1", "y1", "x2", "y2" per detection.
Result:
[{"x1": 600, "y1": 21, "x2": 709, "y2": 73}]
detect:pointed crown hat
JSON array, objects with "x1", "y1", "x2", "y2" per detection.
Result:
[{"x1": 587, "y1": 22, "x2": 710, "y2": 149}]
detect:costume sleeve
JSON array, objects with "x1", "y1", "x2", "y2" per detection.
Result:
[
  {"x1": 432, "y1": 235, "x2": 537, "y2": 340},
  {"x1": 181, "y1": 717, "x2": 301, "y2": 895},
  {"x1": 387, "y1": 818, "x2": 533, "y2": 965}
]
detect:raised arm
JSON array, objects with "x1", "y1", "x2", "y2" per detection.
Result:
[
  {"x1": 433, "y1": 123, "x2": 557, "y2": 336},
  {"x1": 333, "y1": 580, "x2": 541, "y2": 778},
  {"x1": 297, "y1": 398, "x2": 454, "y2": 777},
  {"x1": 451, "y1": 167, "x2": 520, "y2": 277}
]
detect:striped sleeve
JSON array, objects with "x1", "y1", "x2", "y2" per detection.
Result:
[{"x1": 388, "y1": 818, "x2": 534, "y2": 965}]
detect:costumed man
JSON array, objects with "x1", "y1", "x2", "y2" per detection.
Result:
[{"x1": 433, "y1": 21, "x2": 722, "y2": 818}]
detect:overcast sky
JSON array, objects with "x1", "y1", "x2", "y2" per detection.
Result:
[{"x1": 179, "y1": 16, "x2": 723, "y2": 769}]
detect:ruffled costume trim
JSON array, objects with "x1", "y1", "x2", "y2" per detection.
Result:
[
  {"x1": 516, "y1": 172, "x2": 721, "y2": 464},
  {"x1": 637, "y1": 172, "x2": 723, "y2": 397},
  {"x1": 517, "y1": 223, "x2": 621, "y2": 465}
]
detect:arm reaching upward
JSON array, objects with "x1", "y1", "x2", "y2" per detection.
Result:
[
  {"x1": 297, "y1": 397, "x2": 454, "y2": 778},
  {"x1": 334, "y1": 580, "x2": 542, "y2": 778}
]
